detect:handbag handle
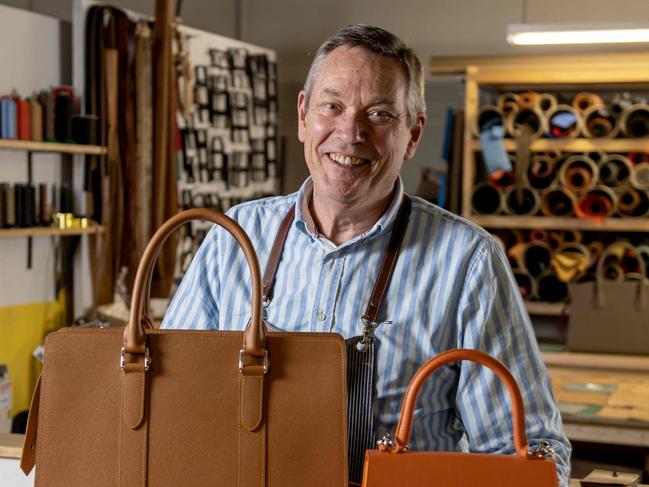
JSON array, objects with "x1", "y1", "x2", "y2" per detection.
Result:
[
  {"x1": 391, "y1": 349, "x2": 529, "y2": 458},
  {"x1": 123, "y1": 208, "x2": 266, "y2": 365},
  {"x1": 595, "y1": 242, "x2": 647, "y2": 308}
]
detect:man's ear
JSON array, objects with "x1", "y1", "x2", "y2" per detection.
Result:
[
  {"x1": 404, "y1": 113, "x2": 426, "y2": 161},
  {"x1": 297, "y1": 90, "x2": 307, "y2": 143}
]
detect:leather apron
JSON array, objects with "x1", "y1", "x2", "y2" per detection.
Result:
[{"x1": 261, "y1": 194, "x2": 412, "y2": 483}]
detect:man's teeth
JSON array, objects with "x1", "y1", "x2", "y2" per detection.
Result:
[{"x1": 329, "y1": 153, "x2": 366, "y2": 167}]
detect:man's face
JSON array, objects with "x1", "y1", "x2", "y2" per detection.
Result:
[{"x1": 297, "y1": 46, "x2": 424, "y2": 208}]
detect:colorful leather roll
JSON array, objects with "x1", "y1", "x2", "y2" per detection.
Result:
[
  {"x1": 558, "y1": 155, "x2": 599, "y2": 192},
  {"x1": 489, "y1": 170, "x2": 515, "y2": 189},
  {"x1": 631, "y1": 162, "x2": 649, "y2": 190},
  {"x1": 550, "y1": 242, "x2": 591, "y2": 282},
  {"x1": 16, "y1": 98, "x2": 31, "y2": 141},
  {"x1": 529, "y1": 229, "x2": 549, "y2": 244},
  {"x1": 516, "y1": 91, "x2": 540, "y2": 109},
  {"x1": 497, "y1": 93, "x2": 520, "y2": 117},
  {"x1": 627, "y1": 152, "x2": 649, "y2": 165},
  {"x1": 512, "y1": 269, "x2": 538, "y2": 300},
  {"x1": 506, "y1": 107, "x2": 545, "y2": 138},
  {"x1": 587, "y1": 241, "x2": 605, "y2": 265},
  {"x1": 572, "y1": 92, "x2": 604, "y2": 114},
  {"x1": 471, "y1": 182, "x2": 503, "y2": 214},
  {"x1": 474, "y1": 105, "x2": 505, "y2": 136},
  {"x1": 582, "y1": 106, "x2": 619, "y2": 138},
  {"x1": 598, "y1": 154, "x2": 633, "y2": 192},
  {"x1": 617, "y1": 188, "x2": 649, "y2": 217},
  {"x1": 576, "y1": 186, "x2": 617, "y2": 220},
  {"x1": 620, "y1": 103, "x2": 649, "y2": 138},
  {"x1": 537, "y1": 268, "x2": 569, "y2": 302},
  {"x1": 538, "y1": 93, "x2": 557, "y2": 113},
  {"x1": 526, "y1": 154, "x2": 556, "y2": 190},
  {"x1": 546, "y1": 104, "x2": 582, "y2": 138},
  {"x1": 540, "y1": 186, "x2": 577, "y2": 216},
  {"x1": 503, "y1": 185, "x2": 540, "y2": 215}
]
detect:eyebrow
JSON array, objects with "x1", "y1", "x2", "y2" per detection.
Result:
[{"x1": 320, "y1": 88, "x2": 397, "y2": 107}]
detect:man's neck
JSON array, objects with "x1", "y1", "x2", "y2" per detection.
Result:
[{"x1": 308, "y1": 188, "x2": 396, "y2": 246}]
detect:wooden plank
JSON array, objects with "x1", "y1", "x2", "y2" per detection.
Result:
[
  {"x1": 430, "y1": 51, "x2": 649, "y2": 75},
  {"x1": 469, "y1": 138, "x2": 649, "y2": 152},
  {"x1": 0, "y1": 139, "x2": 106, "y2": 155},
  {"x1": 0, "y1": 225, "x2": 104, "y2": 238},
  {"x1": 462, "y1": 69, "x2": 479, "y2": 218},
  {"x1": 543, "y1": 351, "x2": 649, "y2": 372},
  {"x1": 474, "y1": 67, "x2": 649, "y2": 85},
  {"x1": 525, "y1": 301, "x2": 567, "y2": 316},
  {"x1": 0, "y1": 433, "x2": 23, "y2": 459},
  {"x1": 469, "y1": 215, "x2": 649, "y2": 232}
]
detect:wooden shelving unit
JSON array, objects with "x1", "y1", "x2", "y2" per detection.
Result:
[
  {"x1": 0, "y1": 139, "x2": 106, "y2": 155},
  {"x1": 0, "y1": 225, "x2": 103, "y2": 238}
]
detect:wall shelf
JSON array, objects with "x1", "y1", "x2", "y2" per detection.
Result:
[
  {"x1": 0, "y1": 139, "x2": 106, "y2": 155},
  {"x1": 474, "y1": 215, "x2": 649, "y2": 232},
  {"x1": 469, "y1": 138, "x2": 649, "y2": 153},
  {"x1": 0, "y1": 225, "x2": 104, "y2": 238}
]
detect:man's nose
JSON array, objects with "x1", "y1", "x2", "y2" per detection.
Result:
[{"x1": 335, "y1": 111, "x2": 367, "y2": 144}]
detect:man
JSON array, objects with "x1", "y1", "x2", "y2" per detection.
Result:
[{"x1": 163, "y1": 24, "x2": 571, "y2": 486}]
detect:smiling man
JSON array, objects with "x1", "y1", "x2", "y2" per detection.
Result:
[{"x1": 163, "y1": 25, "x2": 571, "y2": 486}]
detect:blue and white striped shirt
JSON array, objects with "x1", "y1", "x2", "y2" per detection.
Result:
[{"x1": 163, "y1": 177, "x2": 571, "y2": 485}]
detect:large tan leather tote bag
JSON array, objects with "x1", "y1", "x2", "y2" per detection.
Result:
[
  {"x1": 362, "y1": 349, "x2": 558, "y2": 487},
  {"x1": 21, "y1": 208, "x2": 348, "y2": 487}
]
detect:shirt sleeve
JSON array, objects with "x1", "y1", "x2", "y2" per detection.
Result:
[
  {"x1": 454, "y1": 236, "x2": 572, "y2": 487},
  {"x1": 161, "y1": 225, "x2": 221, "y2": 330}
]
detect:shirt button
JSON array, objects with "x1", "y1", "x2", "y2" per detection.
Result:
[{"x1": 317, "y1": 311, "x2": 326, "y2": 321}]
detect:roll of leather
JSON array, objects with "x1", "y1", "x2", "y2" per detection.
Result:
[
  {"x1": 24, "y1": 184, "x2": 35, "y2": 227},
  {"x1": 503, "y1": 185, "x2": 540, "y2": 215},
  {"x1": 512, "y1": 269, "x2": 537, "y2": 300},
  {"x1": 537, "y1": 268, "x2": 569, "y2": 302},
  {"x1": 15, "y1": 184, "x2": 25, "y2": 227},
  {"x1": 516, "y1": 91, "x2": 540, "y2": 109},
  {"x1": 611, "y1": 93, "x2": 633, "y2": 118},
  {"x1": 627, "y1": 152, "x2": 649, "y2": 165},
  {"x1": 0, "y1": 183, "x2": 6, "y2": 228},
  {"x1": 497, "y1": 92, "x2": 519, "y2": 115},
  {"x1": 558, "y1": 155, "x2": 599, "y2": 193},
  {"x1": 38, "y1": 90, "x2": 55, "y2": 142},
  {"x1": 523, "y1": 241, "x2": 553, "y2": 277},
  {"x1": 631, "y1": 162, "x2": 649, "y2": 190},
  {"x1": 39, "y1": 183, "x2": 48, "y2": 226},
  {"x1": 562, "y1": 230, "x2": 583, "y2": 243},
  {"x1": 529, "y1": 229, "x2": 549, "y2": 244},
  {"x1": 16, "y1": 98, "x2": 31, "y2": 140},
  {"x1": 526, "y1": 154, "x2": 556, "y2": 190},
  {"x1": 617, "y1": 188, "x2": 649, "y2": 217},
  {"x1": 546, "y1": 104, "x2": 582, "y2": 138},
  {"x1": 540, "y1": 186, "x2": 577, "y2": 216},
  {"x1": 637, "y1": 245, "x2": 649, "y2": 278},
  {"x1": 5, "y1": 184, "x2": 15, "y2": 227},
  {"x1": 474, "y1": 105, "x2": 505, "y2": 136},
  {"x1": 538, "y1": 93, "x2": 558, "y2": 113},
  {"x1": 471, "y1": 182, "x2": 503, "y2": 214},
  {"x1": 506, "y1": 107, "x2": 545, "y2": 138},
  {"x1": 572, "y1": 92, "x2": 604, "y2": 114},
  {"x1": 54, "y1": 92, "x2": 73, "y2": 142},
  {"x1": 0, "y1": 97, "x2": 17, "y2": 138},
  {"x1": 551, "y1": 242, "x2": 591, "y2": 282},
  {"x1": 620, "y1": 103, "x2": 649, "y2": 138},
  {"x1": 576, "y1": 186, "x2": 617, "y2": 219},
  {"x1": 587, "y1": 241, "x2": 605, "y2": 266},
  {"x1": 598, "y1": 154, "x2": 633, "y2": 192},
  {"x1": 582, "y1": 106, "x2": 619, "y2": 138},
  {"x1": 30, "y1": 96, "x2": 43, "y2": 142}
]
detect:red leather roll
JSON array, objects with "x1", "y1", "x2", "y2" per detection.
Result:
[{"x1": 16, "y1": 97, "x2": 31, "y2": 141}]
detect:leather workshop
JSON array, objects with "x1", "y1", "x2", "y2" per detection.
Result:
[{"x1": 2, "y1": 0, "x2": 649, "y2": 486}]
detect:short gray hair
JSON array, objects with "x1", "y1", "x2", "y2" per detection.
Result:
[{"x1": 303, "y1": 24, "x2": 425, "y2": 127}]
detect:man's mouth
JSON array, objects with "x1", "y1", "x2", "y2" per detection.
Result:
[{"x1": 327, "y1": 152, "x2": 370, "y2": 167}]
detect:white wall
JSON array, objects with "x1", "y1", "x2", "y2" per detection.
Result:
[{"x1": 0, "y1": 4, "x2": 63, "y2": 307}]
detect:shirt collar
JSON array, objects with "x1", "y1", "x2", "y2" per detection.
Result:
[{"x1": 294, "y1": 176, "x2": 405, "y2": 246}]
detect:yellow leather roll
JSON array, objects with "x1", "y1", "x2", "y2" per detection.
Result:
[
  {"x1": 540, "y1": 186, "x2": 577, "y2": 217},
  {"x1": 558, "y1": 155, "x2": 599, "y2": 193},
  {"x1": 582, "y1": 105, "x2": 620, "y2": 138},
  {"x1": 617, "y1": 188, "x2": 649, "y2": 217},
  {"x1": 538, "y1": 93, "x2": 558, "y2": 113},
  {"x1": 551, "y1": 242, "x2": 591, "y2": 282},
  {"x1": 572, "y1": 91, "x2": 604, "y2": 114},
  {"x1": 517, "y1": 91, "x2": 541, "y2": 109}
]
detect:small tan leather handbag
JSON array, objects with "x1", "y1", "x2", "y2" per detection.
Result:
[
  {"x1": 361, "y1": 349, "x2": 558, "y2": 487},
  {"x1": 21, "y1": 208, "x2": 348, "y2": 487}
]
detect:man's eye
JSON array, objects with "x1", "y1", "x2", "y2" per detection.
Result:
[
  {"x1": 369, "y1": 110, "x2": 393, "y2": 121},
  {"x1": 325, "y1": 103, "x2": 339, "y2": 110}
]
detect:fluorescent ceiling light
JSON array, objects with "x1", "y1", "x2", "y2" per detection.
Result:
[{"x1": 507, "y1": 23, "x2": 649, "y2": 45}]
